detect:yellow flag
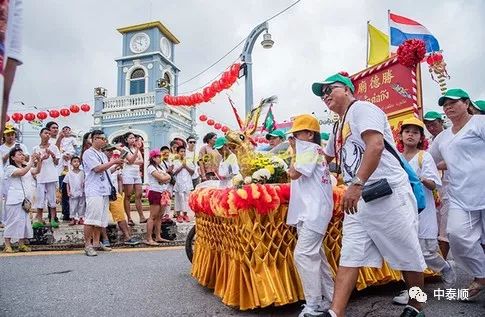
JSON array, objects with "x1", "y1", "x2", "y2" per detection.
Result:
[{"x1": 368, "y1": 23, "x2": 390, "y2": 66}]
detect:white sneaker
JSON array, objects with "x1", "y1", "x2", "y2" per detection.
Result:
[
  {"x1": 392, "y1": 290, "x2": 409, "y2": 305},
  {"x1": 441, "y1": 261, "x2": 457, "y2": 288},
  {"x1": 298, "y1": 304, "x2": 326, "y2": 317}
]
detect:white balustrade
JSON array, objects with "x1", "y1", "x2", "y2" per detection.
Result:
[{"x1": 102, "y1": 92, "x2": 155, "y2": 113}]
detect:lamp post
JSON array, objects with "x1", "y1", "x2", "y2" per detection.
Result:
[{"x1": 240, "y1": 22, "x2": 274, "y2": 117}]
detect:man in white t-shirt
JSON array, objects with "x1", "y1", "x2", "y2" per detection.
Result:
[
  {"x1": 312, "y1": 73, "x2": 426, "y2": 317},
  {"x1": 185, "y1": 136, "x2": 200, "y2": 188},
  {"x1": 32, "y1": 128, "x2": 61, "y2": 229},
  {"x1": 82, "y1": 130, "x2": 124, "y2": 256}
]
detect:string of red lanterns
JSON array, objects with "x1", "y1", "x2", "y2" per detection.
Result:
[
  {"x1": 164, "y1": 63, "x2": 241, "y2": 107},
  {"x1": 198, "y1": 114, "x2": 229, "y2": 132},
  {"x1": 7, "y1": 104, "x2": 91, "y2": 123}
]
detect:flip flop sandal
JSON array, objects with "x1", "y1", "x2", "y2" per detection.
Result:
[
  {"x1": 140, "y1": 218, "x2": 148, "y2": 224},
  {"x1": 155, "y1": 238, "x2": 170, "y2": 243},
  {"x1": 128, "y1": 220, "x2": 135, "y2": 226},
  {"x1": 143, "y1": 241, "x2": 159, "y2": 246},
  {"x1": 465, "y1": 281, "x2": 485, "y2": 301}
]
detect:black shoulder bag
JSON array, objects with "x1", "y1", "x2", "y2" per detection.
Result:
[{"x1": 93, "y1": 151, "x2": 117, "y2": 201}]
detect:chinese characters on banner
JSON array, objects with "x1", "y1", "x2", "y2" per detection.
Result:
[{"x1": 351, "y1": 59, "x2": 419, "y2": 116}]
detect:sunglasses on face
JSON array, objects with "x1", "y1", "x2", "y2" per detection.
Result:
[
  {"x1": 321, "y1": 85, "x2": 345, "y2": 98},
  {"x1": 188, "y1": 141, "x2": 196, "y2": 144}
]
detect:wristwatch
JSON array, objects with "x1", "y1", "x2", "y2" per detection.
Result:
[{"x1": 350, "y1": 176, "x2": 364, "y2": 187}]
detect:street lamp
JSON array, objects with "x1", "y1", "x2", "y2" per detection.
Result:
[{"x1": 240, "y1": 22, "x2": 274, "y2": 116}]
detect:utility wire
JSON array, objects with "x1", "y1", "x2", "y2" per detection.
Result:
[{"x1": 177, "y1": 0, "x2": 303, "y2": 90}]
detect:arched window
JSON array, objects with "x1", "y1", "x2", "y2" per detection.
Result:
[
  {"x1": 130, "y1": 68, "x2": 145, "y2": 95},
  {"x1": 163, "y1": 72, "x2": 171, "y2": 94}
]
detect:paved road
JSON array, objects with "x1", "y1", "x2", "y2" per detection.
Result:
[{"x1": 0, "y1": 248, "x2": 483, "y2": 317}]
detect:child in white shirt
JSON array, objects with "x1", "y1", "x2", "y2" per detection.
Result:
[
  {"x1": 213, "y1": 137, "x2": 240, "y2": 188},
  {"x1": 172, "y1": 146, "x2": 194, "y2": 223},
  {"x1": 287, "y1": 114, "x2": 334, "y2": 316},
  {"x1": 392, "y1": 118, "x2": 456, "y2": 305},
  {"x1": 63, "y1": 156, "x2": 85, "y2": 226}
]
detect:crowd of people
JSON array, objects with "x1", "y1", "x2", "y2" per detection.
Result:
[{"x1": 0, "y1": 120, "x2": 228, "y2": 256}]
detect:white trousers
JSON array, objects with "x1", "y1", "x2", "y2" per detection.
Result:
[
  {"x1": 437, "y1": 198, "x2": 449, "y2": 243},
  {"x1": 4, "y1": 203, "x2": 33, "y2": 240},
  {"x1": 174, "y1": 192, "x2": 189, "y2": 212},
  {"x1": 34, "y1": 182, "x2": 57, "y2": 209},
  {"x1": 447, "y1": 208, "x2": 485, "y2": 278},
  {"x1": 69, "y1": 197, "x2": 86, "y2": 219},
  {"x1": 419, "y1": 239, "x2": 447, "y2": 273},
  {"x1": 294, "y1": 222, "x2": 334, "y2": 307}
]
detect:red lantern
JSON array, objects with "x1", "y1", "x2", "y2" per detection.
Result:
[
  {"x1": 230, "y1": 63, "x2": 241, "y2": 77},
  {"x1": 12, "y1": 113, "x2": 23, "y2": 123},
  {"x1": 229, "y1": 73, "x2": 238, "y2": 85},
  {"x1": 202, "y1": 87, "x2": 213, "y2": 102},
  {"x1": 37, "y1": 111, "x2": 48, "y2": 120},
  {"x1": 214, "y1": 123, "x2": 222, "y2": 130},
  {"x1": 80, "y1": 104, "x2": 91, "y2": 112},
  {"x1": 60, "y1": 108, "x2": 70, "y2": 117},
  {"x1": 207, "y1": 119, "x2": 215, "y2": 126},
  {"x1": 221, "y1": 126, "x2": 229, "y2": 133},
  {"x1": 25, "y1": 113, "x2": 35, "y2": 122},
  {"x1": 49, "y1": 110, "x2": 60, "y2": 118},
  {"x1": 211, "y1": 80, "x2": 222, "y2": 93},
  {"x1": 163, "y1": 95, "x2": 170, "y2": 104},
  {"x1": 199, "y1": 114, "x2": 208, "y2": 122},
  {"x1": 70, "y1": 104, "x2": 80, "y2": 113},
  {"x1": 194, "y1": 92, "x2": 204, "y2": 104}
]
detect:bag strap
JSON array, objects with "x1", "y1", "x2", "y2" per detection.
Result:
[
  {"x1": 417, "y1": 150, "x2": 424, "y2": 169},
  {"x1": 334, "y1": 99, "x2": 358, "y2": 176},
  {"x1": 384, "y1": 139, "x2": 405, "y2": 170},
  {"x1": 92, "y1": 150, "x2": 116, "y2": 189}
]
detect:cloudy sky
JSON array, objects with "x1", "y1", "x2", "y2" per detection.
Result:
[{"x1": 10, "y1": 0, "x2": 485, "y2": 147}]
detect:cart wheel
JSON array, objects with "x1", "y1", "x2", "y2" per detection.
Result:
[{"x1": 185, "y1": 226, "x2": 196, "y2": 263}]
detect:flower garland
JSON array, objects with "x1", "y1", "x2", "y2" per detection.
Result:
[{"x1": 397, "y1": 39, "x2": 426, "y2": 68}]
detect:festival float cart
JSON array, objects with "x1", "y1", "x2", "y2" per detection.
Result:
[{"x1": 188, "y1": 40, "x2": 442, "y2": 310}]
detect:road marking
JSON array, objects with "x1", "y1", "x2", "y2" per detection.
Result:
[{"x1": 0, "y1": 246, "x2": 184, "y2": 257}]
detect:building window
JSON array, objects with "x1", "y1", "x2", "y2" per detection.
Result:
[
  {"x1": 130, "y1": 68, "x2": 145, "y2": 95},
  {"x1": 164, "y1": 72, "x2": 171, "y2": 94}
]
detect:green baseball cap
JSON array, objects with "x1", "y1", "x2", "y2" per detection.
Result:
[
  {"x1": 312, "y1": 73, "x2": 355, "y2": 97},
  {"x1": 472, "y1": 100, "x2": 485, "y2": 112},
  {"x1": 320, "y1": 132, "x2": 330, "y2": 141},
  {"x1": 265, "y1": 129, "x2": 286, "y2": 140},
  {"x1": 423, "y1": 111, "x2": 443, "y2": 121},
  {"x1": 438, "y1": 88, "x2": 470, "y2": 106},
  {"x1": 213, "y1": 137, "x2": 227, "y2": 150}
]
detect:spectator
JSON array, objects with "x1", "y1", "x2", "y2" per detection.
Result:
[
  {"x1": 185, "y1": 136, "x2": 200, "y2": 188},
  {"x1": 159, "y1": 145, "x2": 174, "y2": 218},
  {"x1": 213, "y1": 137, "x2": 239, "y2": 188},
  {"x1": 145, "y1": 149, "x2": 172, "y2": 245},
  {"x1": 470, "y1": 100, "x2": 485, "y2": 115},
  {"x1": 172, "y1": 146, "x2": 194, "y2": 222},
  {"x1": 3, "y1": 149, "x2": 42, "y2": 253},
  {"x1": 32, "y1": 127, "x2": 61, "y2": 229},
  {"x1": 313, "y1": 73, "x2": 426, "y2": 317},
  {"x1": 80, "y1": 132, "x2": 92, "y2": 159},
  {"x1": 265, "y1": 129, "x2": 286, "y2": 149},
  {"x1": 103, "y1": 144, "x2": 139, "y2": 246},
  {"x1": 287, "y1": 114, "x2": 334, "y2": 317},
  {"x1": 198, "y1": 132, "x2": 220, "y2": 181},
  {"x1": 121, "y1": 132, "x2": 146, "y2": 225},
  {"x1": 63, "y1": 156, "x2": 85, "y2": 226},
  {"x1": 82, "y1": 130, "x2": 123, "y2": 256},
  {"x1": 0, "y1": 124, "x2": 29, "y2": 166},
  {"x1": 392, "y1": 118, "x2": 456, "y2": 305},
  {"x1": 423, "y1": 111, "x2": 449, "y2": 258},
  {"x1": 430, "y1": 89, "x2": 485, "y2": 302}
]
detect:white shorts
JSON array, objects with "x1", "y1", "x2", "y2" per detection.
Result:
[
  {"x1": 437, "y1": 198, "x2": 449, "y2": 242},
  {"x1": 174, "y1": 192, "x2": 189, "y2": 212},
  {"x1": 340, "y1": 184, "x2": 427, "y2": 272},
  {"x1": 122, "y1": 169, "x2": 142, "y2": 185},
  {"x1": 84, "y1": 196, "x2": 109, "y2": 228},
  {"x1": 34, "y1": 182, "x2": 58, "y2": 209}
]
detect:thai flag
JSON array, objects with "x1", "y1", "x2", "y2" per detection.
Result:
[{"x1": 389, "y1": 12, "x2": 440, "y2": 53}]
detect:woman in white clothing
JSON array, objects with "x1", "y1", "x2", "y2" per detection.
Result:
[
  {"x1": 213, "y1": 137, "x2": 240, "y2": 188},
  {"x1": 145, "y1": 149, "x2": 172, "y2": 245},
  {"x1": 286, "y1": 114, "x2": 334, "y2": 317},
  {"x1": 430, "y1": 88, "x2": 485, "y2": 301},
  {"x1": 3, "y1": 149, "x2": 44, "y2": 253},
  {"x1": 121, "y1": 132, "x2": 146, "y2": 225}
]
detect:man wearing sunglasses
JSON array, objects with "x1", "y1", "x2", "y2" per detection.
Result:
[
  {"x1": 185, "y1": 136, "x2": 200, "y2": 188},
  {"x1": 312, "y1": 73, "x2": 426, "y2": 317}
]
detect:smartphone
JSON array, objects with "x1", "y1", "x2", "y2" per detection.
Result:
[{"x1": 120, "y1": 150, "x2": 129, "y2": 159}]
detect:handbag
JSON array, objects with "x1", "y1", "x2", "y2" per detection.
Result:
[
  {"x1": 362, "y1": 179, "x2": 393, "y2": 202},
  {"x1": 384, "y1": 140, "x2": 426, "y2": 213},
  {"x1": 20, "y1": 178, "x2": 32, "y2": 213},
  {"x1": 93, "y1": 151, "x2": 118, "y2": 201}
]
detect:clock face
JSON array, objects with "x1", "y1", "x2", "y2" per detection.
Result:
[
  {"x1": 130, "y1": 33, "x2": 150, "y2": 54},
  {"x1": 160, "y1": 37, "x2": 171, "y2": 58}
]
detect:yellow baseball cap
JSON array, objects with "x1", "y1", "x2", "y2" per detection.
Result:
[
  {"x1": 287, "y1": 114, "x2": 320, "y2": 134},
  {"x1": 3, "y1": 125, "x2": 16, "y2": 135},
  {"x1": 401, "y1": 117, "x2": 425, "y2": 130}
]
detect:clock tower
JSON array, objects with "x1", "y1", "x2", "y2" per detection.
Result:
[{"x1": 116, "y1": 21, "x2": 180, "y2": 96}]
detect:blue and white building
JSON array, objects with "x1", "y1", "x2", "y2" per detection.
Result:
[{"x1": 92, "y1": 21, "x2": 196, "y2": 176}]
